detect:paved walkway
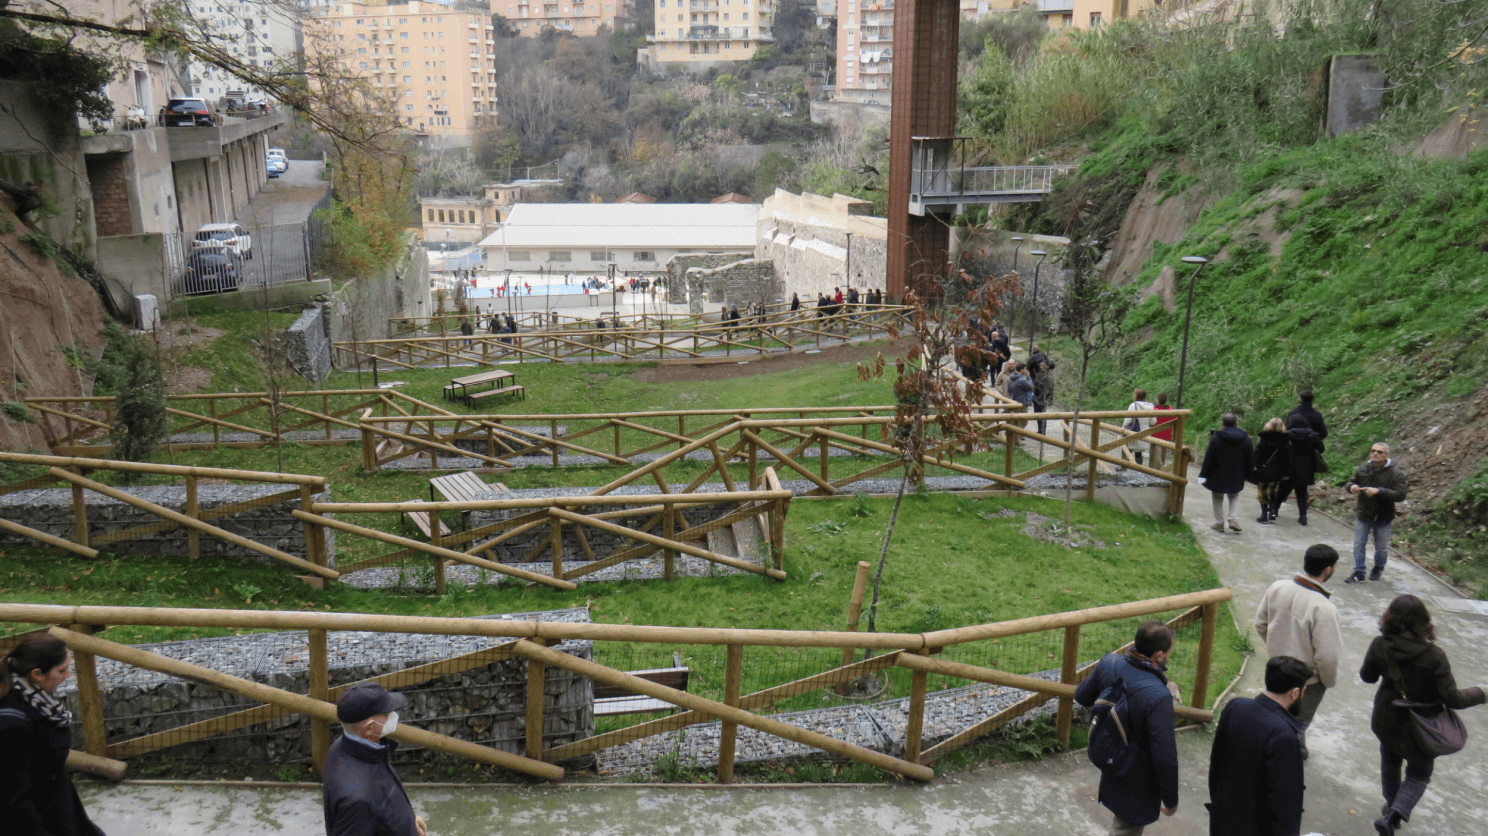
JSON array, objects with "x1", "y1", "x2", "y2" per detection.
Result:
[{"x1": 77, "y1": 470, "x2": 1488, "y2": 835}]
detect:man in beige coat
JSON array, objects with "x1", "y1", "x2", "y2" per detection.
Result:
[{"x1": 1253, "y1": 544, "x2": 1341, "y2": 757}]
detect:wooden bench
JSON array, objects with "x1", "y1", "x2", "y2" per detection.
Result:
[
  {"x1": 444, "y1": 369, "x2": 515, "y2": 403},
  {"x1": 593, "y1": 659, "x2": 692, "y2": 717},
  {"x1": 429, "y1": 471, "x2": 508, "y2": 504},
  {"x1": 403, "y1": 499, "x2": 452, "y2": 540},
  {"x1": 468, "y1": 384, "x2": 525, "y2": 402}
]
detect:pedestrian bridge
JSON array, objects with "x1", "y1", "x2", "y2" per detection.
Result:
[{"x1": 909, "y1": 136, "x2": 1076, "y2": 216}]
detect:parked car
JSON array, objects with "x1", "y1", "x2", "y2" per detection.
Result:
[
  {"x1": 266, "y1": 157, "x2": 286, "y2": 177},
  {"x1": 161, "y1": 98, "x2": 219, "y2": 127},
  {"x1": 267, "y1": 148, "x2": 288, "y2": 170},
  {"x1": 192, "y1": 222, "x2": 253, "y2": 260},
  {"x1": 178, "y1": 251, "x2": 241, "y2": 295}
]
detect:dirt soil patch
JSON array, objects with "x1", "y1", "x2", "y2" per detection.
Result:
[{"x1": 632, "y1": 343, "x2": 888, "y2": 384}]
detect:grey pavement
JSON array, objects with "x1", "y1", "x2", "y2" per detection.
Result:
[{"x1": 76, "y1": 467, "x2": 1488, "y2": 835}]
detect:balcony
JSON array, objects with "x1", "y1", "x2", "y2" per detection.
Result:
[{"x1": 1035, "y1": 0, "x2": 1073, "y2": 11}]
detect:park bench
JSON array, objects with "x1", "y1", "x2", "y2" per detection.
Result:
[
  {"x1": 468, "y1": 383, "x2": 525, "y2": 403},
  {"x1": 429, "y1": 471, "x2": 509, "y2": 504},
  {"x1": 444, "y1": 369, "x2": 523, "y2": 403},
  {"x1": 593, "y1": 655, "x2": 692, "y2": 717},
  {"x1": 402, "y1": 499, "x2": 452, "y2": 540}
]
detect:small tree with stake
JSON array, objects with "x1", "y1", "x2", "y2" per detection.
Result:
[
  {"x1": 88, "y1": 323, "x2": 168, "y2": 482},
  {"x1": 852, "y1": 267, "x2": 1019, "y2": 674},
  {"x1": 1057, "y1": 239, "x2": 1133, "y2": 530}
]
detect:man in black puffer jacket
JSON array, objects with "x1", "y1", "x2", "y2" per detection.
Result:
[
  {"x1": 324, "y1": 683, "x2": 425, "y2": 836},
  {"x1": 1199, "y1": 413, "x2": 1255, "y2": 534},
  {"x1": 1285, "y1": 391, "x2": 1328, "y2": 440}
]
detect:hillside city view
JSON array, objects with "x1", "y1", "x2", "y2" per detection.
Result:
[{"x1": 2, "y1": 0, "x2": 1488, "y2": 834}]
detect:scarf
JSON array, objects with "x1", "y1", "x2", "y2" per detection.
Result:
[{"x1": 9, "y1": 672, "x2": 73, "y2": 728}]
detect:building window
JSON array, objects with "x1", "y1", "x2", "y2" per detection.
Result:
[
  {"x1": 438, "y1": 210, "x2": 447, "y2": 222},
  {"x1": 508, "y1": 251, "x2": 531, "y2": 261},
  {"x1": 1089, "y1": 11, "x2": 1102, "y2": 26},
  {"x1": 548, "y1": 251, "x2": 572, "y2": 262},
  {"x1": 589, "y1": 251, "x2": 607, "y2": 262},
  {"x1": 633, "y1": 251, "x2": 654, "y2": 262},
  {"x1": 427, "y1": 209, "x2": 435, "y2": 221}
]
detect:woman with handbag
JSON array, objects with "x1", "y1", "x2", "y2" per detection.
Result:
[
  {"x1": 1360, "y1": 594, "x2": 1485, "y2": 835},
  {"x1": 1252, "y1": 417, "x2": 1290, "y2": 523}
]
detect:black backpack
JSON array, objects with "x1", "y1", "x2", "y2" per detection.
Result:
[{"x1": 1087, "y1": 669, "x2": 1141, "y2": 777}]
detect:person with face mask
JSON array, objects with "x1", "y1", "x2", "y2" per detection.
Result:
[
  {"x1": 323, "y1": 683, "x2": 426, "y2": 836},
  {"x1": 1205, "y1": 656, "x2": 1312, "y2": 836}
]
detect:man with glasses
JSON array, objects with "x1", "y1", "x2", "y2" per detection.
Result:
[{"x1": 1344, "y1": 443, "x2": 1408, "y2": 583}]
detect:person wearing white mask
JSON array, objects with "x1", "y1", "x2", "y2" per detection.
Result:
[{"x1": 323, "y1": 683, "x2": 426, "y2": 836}]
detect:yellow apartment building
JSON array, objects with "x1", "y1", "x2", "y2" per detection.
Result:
[
  {"x1": 1037, "y1": 0, "x2": 1159, "y2": 30},
  {"x1": 645, "y1": 0, "x2": 777, "y2": 72},
  {"x1": 494, "y1": 0, "x2": 634, "y2": 35},
  {"x1": 306, "y1": 0, "x2": 500, "y2": 146}
]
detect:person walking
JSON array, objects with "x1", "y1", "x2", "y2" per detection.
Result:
[
  {"x1": 1345, "y1": 442, "x2": 1408, "y2": 583},
  {"x1": 1199, "y1": 413, "x2": 1255, "y2": 533},
  {"x1": 789, "y1": 292, "x2": 800, "y2": 312},
  {"x1": 1008, "y1": 363, "x2": 1035, "y2": 409},
  {"x1": 1253, "y1": 417, "x2": 1291, "y2": 524},
  {"x1": 994, "y1": 359, "x2": 1017, "y2": 398},
  {"x1": 1286, "y1": 390, "x2": 1328, "y2": 440},
  {"x1": 0, "y1": 634, "x2": 106, "y2": 836},
  {"x1": 459, "y1": 316, "x2": 474, "y2": 348},
  {"x1": 1253, "y1": 544, "x2": 1341, "y2": 756},
  {"x1": 1075, "y1": 622, "x2": 1183, "y2": 836},
  {"x1": 1124, "y1": 388, "x2": 1156, "y2": 467},
  {"x1": 1206, "y1": 656, "x2": 1311, "y2": 836},
  {"x1": 1151, "y1": 393, "x2": 1176, "y2": 470},
  {"x1": 324, "y1": 682, "x2": 427, "y2": 836},
  {"x1": 1361, "y1": 595, "x2": 1485, "y2": 835},
  {"x1": 1275, "y1": 413, "x2": 1324, "y2": 525}
]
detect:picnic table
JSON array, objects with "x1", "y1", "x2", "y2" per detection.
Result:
[{"x1": 444, "y1": 369, "x2": 524, "y2": 404}]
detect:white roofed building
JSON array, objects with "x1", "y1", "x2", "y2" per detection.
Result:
[{"x1": 477, "y1": 202, "x2": 759, "y2": 275}]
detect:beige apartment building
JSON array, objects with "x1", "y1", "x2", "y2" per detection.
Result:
[
  {"x1": 306, "y1": 1, "x2": 500, "y2": 145},
  {"x1": 834, "y1": 0, "x2": 1018, "y2": 105},
  {"x1": 644, "y1": 0, "x2": 777, "y2": 72},
  {"x1": 494, "y1": 0, "x2": 633, "y2": 35},
  {"x1": 1036, "y1": 0, "x2": 1158, "y2": 29}
]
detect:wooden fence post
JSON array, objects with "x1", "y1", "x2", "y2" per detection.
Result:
[
  {"x1": 551, "y1": 419, "x2": 560, "y2": 467},
  {"x1": 210, "y1": 396, "x2": 220, "y2": 446},
  {"x1": 430, "y1": 508, "x2": 446, "y2": 595},
  {"x1": 819, "y1": 435, "x2": 829, "y2": 483},
  {"x1": 1169, "y1": 413, "x2": 1188, "y2": 515},
  {"x1": 1057, "y1": 624, "x2": 1081, "y2": 746},
  {"x1": 186, "y1": 476, "x2": 200, "y2": 560},
  {"x1": 663, "y1": 505, "x2": 675, "y2": 582},
  {"x1": 770, "y1": 496, "x2": 785, "y2": 574},
  {"x1": 1086, "y1": 418, "x2": 1100, "y2": 502},
  {"x1": 717, "y1": 643, "x2": 743, "y2": 783},
  {"x1": 840, "y1": 561, "x2": 871, "y2": 669},
  {"x1": 70, "y1": 470, "x2": 89, "y2": 549},
  {"x1": 1004, "y1": 427, "x2": 1015, "y2": 495},
  {"x1": 66, "y1": 625, "x2": 108, "y2": 758},
  {"x1": 550, "y1": 517, "x2": 564, "y2": 579},
  {"x1": 309, "y1": 628, "x2": 330, "y2": 772},
  {"x1": 1191, "y1": 601, "x2": 1219, "y2": 711},
  {"x1": 906, "y1": 647, "x2": 930, "y2": 763},
  {"x1": 525, "y1": 639, "x2": 549, "y2": 759}
]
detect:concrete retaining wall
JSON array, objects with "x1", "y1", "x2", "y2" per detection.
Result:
[
  {"x1": 284, "y1": 306, "x2": 332, "y2": 382},
  {"x1": 756, "y1": 190, "x2": 888, "y2": 301},
  {"x1": 0, "y1": 485, "x2": 332, "y2": 562},
  {"x1": 326, "y1": 234, "x2": 432, "y2": 354}
]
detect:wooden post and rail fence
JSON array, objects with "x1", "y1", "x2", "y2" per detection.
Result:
[{"x1": 0, "y1": 587, "x2": 1228, "y2": 784}]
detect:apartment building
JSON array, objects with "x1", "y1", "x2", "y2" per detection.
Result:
[
  {"x1": 494, "y1": 0, "x2": 633, "y2": 35},
  {"x1": 306, "y1": 1, "x2": 500, "y2": 145},
  {"x1": 645, "y1": 0, "x2": 777, "y2": 72},
  {"x1": 419, "y1": 179, "x2": 562, "y2": 245},
  {"x1": 185, "y1": 1, "x2": 304, "y2": 103},
  {"x1": 1036, "y1": 0, "x2": 1158, "y2": 29},
  {"x1": 833, "y1": 0, "x2": 1021, "y2": 104}
]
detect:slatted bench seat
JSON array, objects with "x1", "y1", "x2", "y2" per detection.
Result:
[
  {"x1": 468, "y1": 384, "x2": 524, "y2": 402},
  {"x1": 403, "y1": 500, "x2": 452, "y2": 540},
  {"x1": 593, "y1": 662, "x2": 692, "y2": 717},
  {"x1": 429, "y1": 471, "x2": 509, "y2": 504}
]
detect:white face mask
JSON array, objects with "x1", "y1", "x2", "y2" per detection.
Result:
[{"x1": 378, "y1": 711, "x2": 399, "y2": 737}]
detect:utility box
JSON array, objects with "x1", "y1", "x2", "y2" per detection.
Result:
[{"x1": 134, "y1": 294, "x2": 158, "y2": 331}]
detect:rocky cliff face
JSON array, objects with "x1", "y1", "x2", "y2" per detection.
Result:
[{"x1": 0, "y1": 198, "x2": 107, "y2": 453}]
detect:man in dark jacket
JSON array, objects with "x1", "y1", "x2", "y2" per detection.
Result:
[
  {"x1": 1008, "y1": 363, "x2": 1035, "y2": 408},
  {"x1": 1076, "y1": 621, "x2": 1182, "y2": 835},
  {"x1": 1344, "y1": 443, "x2": 1408, "y2": 583},
  {"x1": 1285, "y1": 391, "x2": 1328, "y2": 440},
  {"x1": 324, "y1": 683, "x2": 425, "y2": 836},
  {"x1": 1207, "y1": 656, "x2": 1310, "y2": 836},
  {"x1": 1199, "y1": 413, "x2": 1255, "y2": 534}
]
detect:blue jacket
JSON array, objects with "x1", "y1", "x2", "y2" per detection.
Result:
[
  {"x1": 323, "y1": 735, "x2": 418, "y2": 836},
  {"x1": 1008, "y1": 372, "x2": 1035, "y2": 406},
  {"x1": 1206, "y1": 693, "x2": 1305, "y2": 836},
  {"x1": 1075, "y1": 652, "x2": 1180, "y2": 826}
]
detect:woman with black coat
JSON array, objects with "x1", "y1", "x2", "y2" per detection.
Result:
[
  {"x1": 1252, "y1": 417, "x2": 1291, "y2": 523},
  {"x1": 1361, "y1": 595, "x2": 1485, "y2": 835},
  {"x1": 1275, "y1": 413, "x2": 1324, "y2": 525},
  {"x1": 0, "y1": 634, "x2": 105, "y2": 836}
]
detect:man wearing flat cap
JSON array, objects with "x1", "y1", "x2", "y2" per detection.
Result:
[{"x1": 323, "y1": 682, "x2": 427, "y2": 836}]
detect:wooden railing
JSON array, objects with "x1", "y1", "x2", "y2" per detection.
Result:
[
  {"x1": 308, "y1": 468, "x2": 792, "y2": 592},
  {"x1": 0, "y1": 452, "x2": 335, "y2": 582},
  {"x1": 358, "y1": 408, "x2": 1194, "y2": 514},
  {"x1": 0, "y1": 587, "x2": 1228, "y2": 783},
  {"x1": 335, "y1": 305, "x2": 911, "y2": 370}
]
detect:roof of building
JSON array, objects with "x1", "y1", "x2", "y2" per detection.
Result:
[
  {"x1": 711, "y1": 193, "x2": 753, "y2": 204},
  {"x1": 477, "y1": 203, "x2": 761, "y2": 250},
  {"x1": 615, "y1": 192, "x2": 657, "y2": 203}
]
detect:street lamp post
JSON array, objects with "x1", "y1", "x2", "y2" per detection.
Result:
[
  {"x1": 608, "y1": 263, "x2": 617, "y2": 324},
  {"x1": 1175, "y1": 256, "x2": 1209, "y2": 409},
  {"x1": 1010, "y1": 235, "x2": 1024, "y2": 273},
  {"x1": 1025, "y1": 249, "x2": 1048, "y2": 359}
]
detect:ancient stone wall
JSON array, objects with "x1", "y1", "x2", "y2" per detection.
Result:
[
  {"x1": 688, "y1": 258, "x2": 780, "y2": 311},
  {"x1": 284, "y1": 305, "x2": 332, "y2": 382},
  {"x1": 756, "y1": 191, "x2": 889, "y2": 302},
  {"x1": 664, "y1": 252, "x2": 751, "y2": 311}
]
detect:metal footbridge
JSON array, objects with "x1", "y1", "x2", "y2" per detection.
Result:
[{"x1": 908, "y1": 136, "x2": 1077, "y2": 216}]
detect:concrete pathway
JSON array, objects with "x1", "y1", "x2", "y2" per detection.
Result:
[{"x1": 76, "y1": 470, "x2": 1488, "y2": 835}]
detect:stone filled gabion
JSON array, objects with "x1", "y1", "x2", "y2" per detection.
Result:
[
  {"x1": 0, "y1": 485, "x2": 333, "y2": 562},
  {"x1": 54, "y1": 609, "x2": 595, "y2": 765}
]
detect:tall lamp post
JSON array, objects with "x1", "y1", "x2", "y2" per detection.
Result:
[
  {"x1": 1025, "y1": 249, "x2": 1048, "y2": 359},
  {"x1": 1010, "y1": 236, "x2": 1024, "y2": 273},
  {"x1": 1175, "y1": 256, "x2": 1209, "y2": 409},
  {"x1": 608, "y1": 263, "x2": 617, "y2": 324}
]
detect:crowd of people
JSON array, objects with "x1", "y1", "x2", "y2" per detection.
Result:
[{"x1": 1079, "y1": 553, "x2": 1482, "y2": 836}]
